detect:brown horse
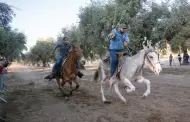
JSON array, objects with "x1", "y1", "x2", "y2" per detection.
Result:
[{"x1": 56, "y1": 44, "x2": 85, "y2": 96}]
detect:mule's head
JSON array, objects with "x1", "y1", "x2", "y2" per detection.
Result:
[
  {"x1": 143, "y1": 43, "x2": 162, "y2": 75},
  {"x1": 69, "y1": 44, "x2": 86, "y2": 65}
]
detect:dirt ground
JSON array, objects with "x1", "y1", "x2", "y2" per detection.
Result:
[{"x1": 1, "y1": 64, "x2": 190, "y2": 122}]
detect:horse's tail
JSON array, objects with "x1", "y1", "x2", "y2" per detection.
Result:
[{"x1": 93, "y1": 67, "x2": 99, "y2": 82}]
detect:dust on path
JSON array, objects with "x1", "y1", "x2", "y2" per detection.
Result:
[{"x1": 1, "y1": 64, "x2": 190, "y2": 122}]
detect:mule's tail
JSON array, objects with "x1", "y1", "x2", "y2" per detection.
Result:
[{"x1": 93, "y1": 68, "x2": 99, "y2": 82}]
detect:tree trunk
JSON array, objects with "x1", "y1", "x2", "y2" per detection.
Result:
[
  {"x1": 183, "y1": 47, "x2": 187, "y2": 54},
  {"x1": 32, "y1": 62, "x2": 35, "y2": 66},
  {"x1": 36, "y1": 61, "x2": 40, "y2": 67},
  {"x1": 37, "y1": 63, "x2": 40, "y2": 67},
  {"x1": 43, "y1": 61, "x2": 46, "y2": 67}
]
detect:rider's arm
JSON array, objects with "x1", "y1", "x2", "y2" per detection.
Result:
[
  {"x1": 123, "y1": 33, "x2": 129, "y2": 46},
  {"x1": 108, "y1": 29, "x2": 117, "y2": 40},
  {"x1": 52, "y1": 42, "x2": 61, "y2": 53},
  {"x1": 52, "y1": 46, "x2": 58, "y2": 53}
]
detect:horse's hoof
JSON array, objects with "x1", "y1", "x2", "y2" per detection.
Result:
[
  {"x1": 122, "y1": 99, "x2": 127, "y2": 104},
  {"x1": 103, "y1": 101, "x2": 112, "y2": 104},
  {"x1": 142, "y1": 94, "x2": 146, "y2": 99}
]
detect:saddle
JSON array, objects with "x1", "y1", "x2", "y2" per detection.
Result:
[
  {"x1": 57, "y1": 56, "x2": 82, "y2": 78},
  {"x1": 57, "y1": 56, "x2": 68, "y2": 77},
  {"x1": 102, "y1": 51, "x2": 131, "y2": 79}
]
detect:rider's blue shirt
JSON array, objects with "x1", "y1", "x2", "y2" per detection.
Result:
[
  {"x1": 108, "y1": 28, "x2": 129, "y2": 50},
  {"x1": 55, "y1": 41, "x2": 71, "y2": 57}
]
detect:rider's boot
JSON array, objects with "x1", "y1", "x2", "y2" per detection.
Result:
[{"x1": 44, "y1": 72, "x2": 56, "y2": 80}]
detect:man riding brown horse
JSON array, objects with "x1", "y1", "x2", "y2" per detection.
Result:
[
  {"x1": 56, "y1": 44, "x2": 85, "y2": 96},
  {"x1": 44, "y1": 37, "x2": 84, "y2": 80}
]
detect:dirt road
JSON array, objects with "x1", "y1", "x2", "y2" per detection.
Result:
[{"x1": 1, "y1": 64, "x2": 190, "y2": 122}]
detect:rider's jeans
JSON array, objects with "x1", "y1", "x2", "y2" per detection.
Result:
[
  {"x1": 52, "y1": 55, "x2": 63, "y2": 74},
  {"x1": 109, "y1": 49, "x2": 123, "y2": 77},
  {"x1": 52, "y1": 56, "x2": 80, "y2": 74}
]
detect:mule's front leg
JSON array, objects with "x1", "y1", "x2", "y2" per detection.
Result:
[
  {"x1": 113, "y1": 81, "x2": 126, "y2": 103},
  {"x1": 121, "y1": 78, "x2": 136, "y2": 93},
  {"x1": 136, "y1": 76, "x2": 151, "y2": 98},
  {"x1": 101, "y1": 80, "x2": 111, "y2": 104}
]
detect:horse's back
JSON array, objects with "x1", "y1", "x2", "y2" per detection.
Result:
[{"x1": 120, "y1": 56, "x2": 141, "y2": 79}]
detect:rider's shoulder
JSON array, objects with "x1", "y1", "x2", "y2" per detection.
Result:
[{"x1": 56, "y1": 41, "x2": 62, "y2": 45}]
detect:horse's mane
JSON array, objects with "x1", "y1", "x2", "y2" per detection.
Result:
[{"x1": 71, "y1": 44, "x2": 82, "y2": 49}]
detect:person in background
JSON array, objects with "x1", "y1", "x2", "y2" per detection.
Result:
[
  {"x1": 178, "y1": 53, "x2": 182, "y2": 65},
  {"x1": 169, "y1": 54, "x2": 173, "y2": 66}
]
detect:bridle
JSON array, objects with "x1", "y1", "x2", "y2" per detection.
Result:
[{"x1": 144, "y1": 50, "x2": 160, "y2": 70}]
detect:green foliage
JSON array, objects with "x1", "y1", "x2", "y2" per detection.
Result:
[
  {"x1": 0, "y1": 2, "x2": 15, "y2": 29},
  {"x1": 59, "y1": 0, "x2": 185, "y2": 58},
  {"x1": 0, "y1": 2, "x2": 27, "y2": 61},
  {"x1": 161, "y1": 49, "x2": 167, "y2": 55},
  {"x1": 0, "y1": 28, "x2": 27, "y2": 60},
  {"x1": 24, "y1": 37, "x2": 55, "y2": 66},
  {"x1": 74, "y1": 0, "x2": 190, "y2": 56},
  {"x1": 60, "y1": 0, "x2": 144, "y2": 59},
  {"x1": 22, "y1": 0, "x2": 190, "y2": 63}
]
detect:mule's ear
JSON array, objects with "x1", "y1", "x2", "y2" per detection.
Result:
[{"x1": 143, "y1": 44, "x2": 147, "y2": 50}]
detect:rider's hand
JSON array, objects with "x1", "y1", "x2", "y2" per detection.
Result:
[
  {"x1": 110, "y1": 33, "x2": 115, "y2": 39},
  {"x1": 116, "y1": 23, "x2": 119, "y2": 28},
  {"x1": 124, "y1": 41, "x2": 128, "y2": 46}
]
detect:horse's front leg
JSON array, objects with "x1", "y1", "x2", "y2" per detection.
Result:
[
  {"x1": 121, "y1": 77, "x2": 136, "y2": 93},
  {"x1": 69, "y1": 82, "x2": 73, "y2": 95},
  {"x1": 136, "y1": 76, "x2": 151, "y2": 98},
  {"x1": 71, "y1": 78, "x2": 80, "y2": 93},
  {"x1": 56, "y1": 76, "x2": 67, "y2": 96}
]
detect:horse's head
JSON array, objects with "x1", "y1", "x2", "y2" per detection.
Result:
[
  {"x1": 143, "y1": 43, "x2": 162, "y2": 75},
  {"x1": 69, "y1": 44, "x2": 86, "y2": 65}
]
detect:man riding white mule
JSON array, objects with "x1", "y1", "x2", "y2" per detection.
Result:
[
  {"x1": 94, "y1": 40, "x2": 162, "y2": 103},
  {"x1": 108, "y1": 23, "x2": 130, "y2": 78}
]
